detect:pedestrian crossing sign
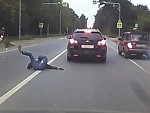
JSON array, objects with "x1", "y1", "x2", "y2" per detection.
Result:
[
  {"x1": 117, "y1": 20, "x2": 122, "y2": 29},
  {"x1": 39, "y1": 23, "x2": 44, "y2": 29}
]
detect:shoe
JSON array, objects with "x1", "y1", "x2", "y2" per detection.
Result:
[{"x1": 18, "y1": 45, "x2": 22, "y2": 53}]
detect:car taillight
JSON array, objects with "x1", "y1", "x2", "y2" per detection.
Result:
[
  {"x1": 127, "y1": 42, "x2": 133, "y2": 48},
  {"x1": 97, "y1": 40, "x2": 106, "y2": 46},
  {"x1": 69, "y1": 39, "x2": 78, "y2": 45},
  {"x1": 0, "y1": 35, "x2": 4, "y2": 39}
]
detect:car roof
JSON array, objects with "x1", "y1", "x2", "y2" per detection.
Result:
[{"x1": 74, "y1": 29, "x2": 102, "y2": 34}]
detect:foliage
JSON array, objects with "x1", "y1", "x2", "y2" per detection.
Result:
[
  {"x1": 94, "y1": 0, "x2": 150, "y2": 35},
  {"x1": 0, "y1": 0, "x2": 87, "y2": 36}
]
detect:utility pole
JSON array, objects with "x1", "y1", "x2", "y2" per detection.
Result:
[
  {"x1": 60, "y1": 11, "x2": 62, "y2": 34},
  {"x1": 19, "y1": 0, "x2": 21, "y2": 40}
]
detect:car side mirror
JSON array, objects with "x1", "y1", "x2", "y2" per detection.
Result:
[
  {"x1": 66, "y1": 35, "x2": 72, "y2": 39},
  {"x1": 103, "y1": 36, "x2": 106, "y2": 40},
  {"x1": 118, "y1": 38, "x2": 122, "y2": 41}
]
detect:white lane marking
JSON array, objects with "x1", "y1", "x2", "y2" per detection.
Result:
[
  {"x1": 108, "y1": 44, "x2": 150, "y2": 74},
  {"x1": 0, "y1": 49, "x2": 67, "y2": 105},
  {"x1": 107, "y1": 44, "x2": 117, "y2": 52},
  {"x1": 47, "y1": 49, "x2": 66, "y2": 64},
  {"x1": 129, "y1": 59, "x2": 150, "y2": 74},
  {"x1": 0, "y1": 44, "x2": 38, "y2": 54},
  {"x1": 59, "y1": 38, "x2": 63, "y2": 40},
  {"x1": 51, "y1": 108, "x2": 142, "y2": 113}
]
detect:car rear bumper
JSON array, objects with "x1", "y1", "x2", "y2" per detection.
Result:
[
  {"x1": 68, "y1": 48, "x2": 107, "y2": 58},
  {"x1": 128, "y1": 49, "x2": 150, "y2": 54}
]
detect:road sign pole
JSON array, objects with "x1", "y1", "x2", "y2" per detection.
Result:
[
  {"x1": 118, "y1": 3, "x2": 121, "y2": 37},
  {"x1": 40, "y1": 28, "x2": 42, "y2": 37},
  {"x1": 119, "y1": 28, "x2": 121, "y2": 37}
]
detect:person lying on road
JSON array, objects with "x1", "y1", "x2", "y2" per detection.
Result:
[{"x1": 18, "y1": 45, "x2": 64, "y2": 70}]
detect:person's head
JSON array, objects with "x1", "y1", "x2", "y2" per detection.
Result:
[
  {"x1": 38, "y1": 55, "x2": 44, "y2": 61},
  {"x1": 38, "y1": 55, "x2": 48, "y2": 62}
]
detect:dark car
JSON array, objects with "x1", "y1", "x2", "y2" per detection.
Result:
[
  {"x1": 118, "y1": 31, "x2": 150, "y2": 59},
  {"x1": 67, "y1": 29, "x2": 107, "y2": 62}
]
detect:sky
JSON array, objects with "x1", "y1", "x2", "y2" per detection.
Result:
[{"x1": 63, "y1": 0, "x2": 150, "y2": 28}]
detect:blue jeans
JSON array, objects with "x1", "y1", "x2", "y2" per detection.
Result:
[{"x1": 22, "y1": 51, "x2": 48, "y2": 70}]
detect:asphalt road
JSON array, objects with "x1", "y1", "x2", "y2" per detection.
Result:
[{"x1": 0, "y1": 37, "x2": 150, "y2": 113}]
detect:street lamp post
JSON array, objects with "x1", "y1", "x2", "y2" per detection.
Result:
[
  {"x1": 19, "y1": 0, "x2": 21, "y2": 40},
  {"x1": 71, "y1": 10, "x2": 75, "y2": 32},
  {"x1": 60, "y1": 11, "x2": 62, "y2": 34},
  {"x1": 114, "y1": 3, "x2": 121, "y2": 37},
  {"x1": 43, "y1": 2, "x2": 66, "y2": 34}
]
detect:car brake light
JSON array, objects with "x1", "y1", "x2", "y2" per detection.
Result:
[
  {"x1": 97, "y1": 40, "x2": 106, "y2": 46},
  {"x1": 0, "y1": 35, "x2": 4, "y2": 38},
  {"x1": 127, "y1": 42, "x2": 133, "y2": 48},
  {"x1": 69, "y1": 39, "x2": 78, "y2": 44}
]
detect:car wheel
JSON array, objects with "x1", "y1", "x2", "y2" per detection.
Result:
[
  {"x1": 147, "y1": 54, "x2": 150, "y2": 60},
  {"x1": 118, "y1": 50, "x2": 122, "y2": 55},
  {"x1": 118, "y1": 47, "x2": 122, "y2": 55},
  {"x1": 67, "y1": 55, "x2": 72, "y2": 61}
]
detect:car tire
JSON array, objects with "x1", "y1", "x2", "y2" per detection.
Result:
[
  {"x1": 118, "y1": 47, "x2": 122, "y2": 55},
  {"x1": 118, "y1": 50, "x2": 122, "y2": 55},
  {"x1": 67, "y1": 55, "x2": 72, "y2": 61},
  {"x1": 101, "y1": 57, "x2": 106, "y2": 63},
  {"x1": 147, "y1": 54, "x2": 150, "y2": 60},
  {"x1": 123, "y1": 51, "x2": 130, "y2": 59}
]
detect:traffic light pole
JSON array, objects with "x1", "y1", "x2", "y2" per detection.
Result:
[
  {"x1": 99, "y1": 1, "x2": 121, "y2": 37},
  {"x1": 43, "y1": 2, "x2": 62, "y2": 34}
]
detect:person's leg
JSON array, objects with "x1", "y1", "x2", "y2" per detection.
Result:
[
  {"x1": 18, "y1": 45, "x2": 37, "y2": 67},
  {"x1": 22, "y1": 51, "x2": 35, "y2": 63},
  {"x1": 46, "y1": 64, "x2": 64, "y2": 70}
]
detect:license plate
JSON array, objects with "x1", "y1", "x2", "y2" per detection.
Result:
[
  {"x1": 81, "y1": 45, "x2": 94, "y2": 48},
  {"x1": 136, "y1": 44, "x2": 146, "y2": 47}
]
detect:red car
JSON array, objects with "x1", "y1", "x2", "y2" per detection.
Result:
[
  {"x1": 118, "y1": 31, "x2": 150, "y2": 59},
  {"x1": 67, "y1": 29, "x2": 107, "y2": 62}
]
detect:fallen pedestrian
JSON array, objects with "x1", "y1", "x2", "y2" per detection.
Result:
[{"x1": 18, "y1": 45, "x2": 64, "y2": 70}]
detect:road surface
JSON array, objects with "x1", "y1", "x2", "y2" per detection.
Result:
[{"x1": 0, "y1": 37, "x2": 150, "y2": 113}]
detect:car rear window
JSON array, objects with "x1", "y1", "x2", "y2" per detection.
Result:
[
  {"x1": 131, "y1": 34, "x2": 150, "y2": 41},
  {"x1": 73, "y1": 33, "x2": 102, "y2": 40}
]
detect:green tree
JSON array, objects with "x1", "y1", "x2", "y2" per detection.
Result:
[
  {"x1": 135, "y1": 5, "x2": 150, "y2": 32},
  {"x1": 79, "y1": 14, "x2": 87, "y2": 28},
  {"x1": 93, "y1": 0, "x2": 147, "y2": 35},
  {"x1": 0, "y1": 0, "x2": 87, "y2": 36}
]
